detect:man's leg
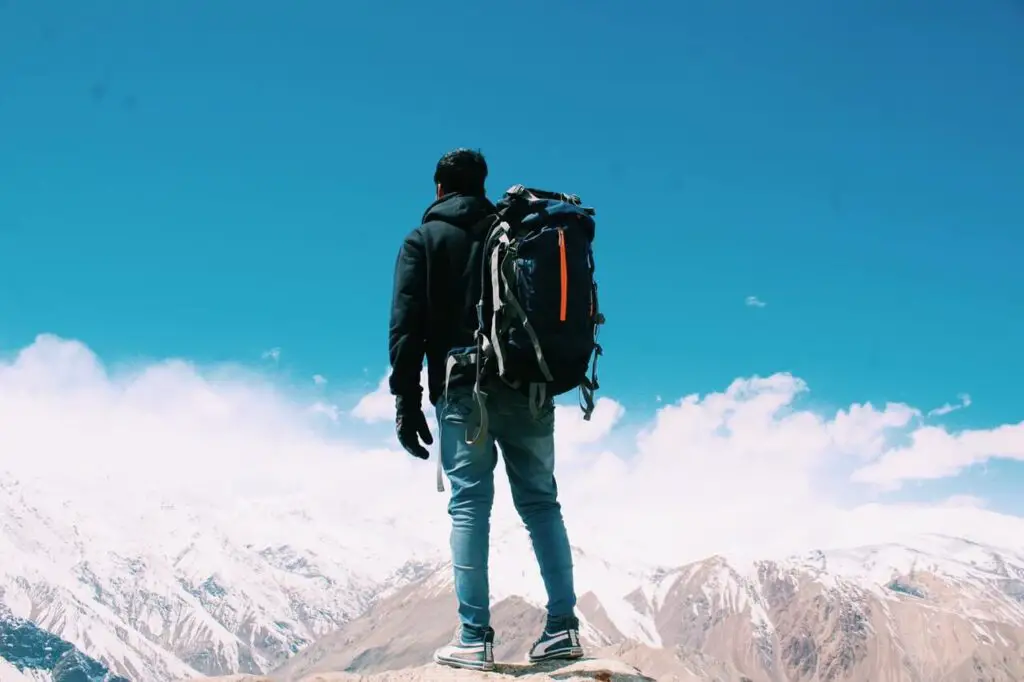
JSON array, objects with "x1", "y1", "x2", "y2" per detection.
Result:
[
  {"x1": 432, "y1": 387, "x2": 497, "y2": 670},
  {"x1": 491, "y1": 388, "x2": 582, "y2": 661}
]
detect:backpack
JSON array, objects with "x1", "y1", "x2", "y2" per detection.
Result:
[{"x1": 442, "y1": 184, "x2": 605, "y2": 448}]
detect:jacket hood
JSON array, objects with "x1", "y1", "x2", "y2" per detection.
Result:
[{"x1": 421, "y1": 193, "x2": 496, "y2": 230}]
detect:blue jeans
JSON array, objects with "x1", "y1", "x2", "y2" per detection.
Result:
[{"x1": 437, "y1": 382, "x2": 577, "y2": 642}]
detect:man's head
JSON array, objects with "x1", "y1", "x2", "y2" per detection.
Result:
[{"x1": 433, "y1": 148, "x2": 487, "y2": 199}]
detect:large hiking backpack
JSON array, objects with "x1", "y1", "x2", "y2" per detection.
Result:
[{"x1": 443, "y1": 184, "x2": 605, "y2": 448}]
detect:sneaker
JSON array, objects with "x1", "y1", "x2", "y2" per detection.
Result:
[
  {"x1": 527, "y1": 619, "x2": 584, "y2": 663},
  {"x1": 433, "y1": 626, "x2": 495, "y2": 672}
]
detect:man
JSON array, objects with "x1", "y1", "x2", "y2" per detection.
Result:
[{"x1": 388, "y1": 148, "x2": 584, "y2": 671}]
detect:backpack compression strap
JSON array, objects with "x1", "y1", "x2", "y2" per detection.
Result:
[
  {"x1": 579, "y1": 345, "x2": 601, "y2": 420},
  {"x1": 579, "y1": 287, "x2": 606, "y2": 421},
  {"x1": 463, "y1": 217, "x2": 555, "y2": 448},
  {"x1": 492, "y1": 222, "x2": 554, "y2": 384}
]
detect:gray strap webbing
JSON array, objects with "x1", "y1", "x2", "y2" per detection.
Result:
[
  {"x1": 468, "y1": 383, "x2": 489, "y2": 447},
  {"x1": 498, "y1": 264, "x2": 554, "y2": 383},
  {"x1": 579, "y1": 341, "x2": 602, "y2": 420},
  {"x1": 439, "y1": 351, "x2": 488, "y2": 492},
  {"x1": 438, "y1": 350, "x2": 489, "y2": 489},
  {"x1": 487, "y1": 222, "x2": 551, "y2": 386},
  {"x1": 579, "y1": 380, "x2": 595, "y2": 421},
  {"x1": 528, "y1": 382, "x2": 547, "y2": 418},
  {"x1": 489, "y1": 232, "x2": 508, "y2": 377},
  {"x1": 438, "y1": 355, "x2": 459, "y2": 493}
]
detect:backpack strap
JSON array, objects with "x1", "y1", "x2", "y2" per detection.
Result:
[
  {"x1": 438, "y1": 347, "x2": 490, "y2": 492},
  {"x1": 435, "y1": 213, "x2": 501, "y2": 491},
  {"x1": 481, "y1": 218, "x2": 554, "y2": 385},
  {"x1": 579, "y1": 347, "x2": 601, "y2": 421},
  {"x1": 528, "y1": 382, "x2": 547, "y2": 418},
  {"x1": 579, "y1": 283, "x2": 606, "y2": 421},
  {"x1": 464, "y1": 214, "x2": 555, "y2": 446},
  {"x1": 496, "y1": 249, "x2": 554, "y2": 384},
  {"x1": 487, "y1": 224, "x2": 510, "y2": 378},
  {"x1": 453, "y1": 212, "x2": 509, "y2": 453}
]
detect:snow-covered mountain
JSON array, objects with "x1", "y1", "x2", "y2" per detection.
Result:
[
  {"x1": 0, "y1": 474, "x2": 442, "y2": 681},
  {"x1": 5, "y1": 468, "x2": 1024, "y2": 682},
  {"x1": 273, "y1": 532, "x2": 1024, "y2": 682}
]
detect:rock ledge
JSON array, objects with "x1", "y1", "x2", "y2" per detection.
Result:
[{"x1": 182, "y1": 657, "x2": 657, "y2": 682}]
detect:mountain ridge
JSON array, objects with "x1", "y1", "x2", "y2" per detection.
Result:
[
  {"x1": 268, "y1": 534, "x2": 1024, "y2": 682},
  {"x1": 4, "y1": 470, "x2": 1024, "y2": 681}
]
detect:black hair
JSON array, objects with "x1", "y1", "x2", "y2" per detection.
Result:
[{"x1": 433, "y1": 148, "x2": 488, "y2": 196}]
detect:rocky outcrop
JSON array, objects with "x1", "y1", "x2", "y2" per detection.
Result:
[
  {"x1": 183, "y1": 657, "x2": 655, "y2": 681},
  {"x1": 0, "y1": 605, "x2": 130, "y2": 681}
]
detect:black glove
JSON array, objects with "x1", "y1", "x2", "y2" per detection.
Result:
[{"x1": 396, "y1": 402, "x2": 433, "y2": 460}]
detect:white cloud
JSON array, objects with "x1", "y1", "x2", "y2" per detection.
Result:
[
  {"x1": 745, "y1": 295, "x2": 767, "y2": 308},
  {"x1": 261, "y1": 347, "x2": 281, "y2": 362},
  {"x1": 313, "y1": 374, "x2": 328, "y2": 386},
  {"x1": 829, "y1": 400, "x2": 920, "y2": 461},
  {"x1": 556, "y1": 374, "x2": 1023, "y2": 564},
  {"x1": 346, "y1": 369, "x2": 626, "y2": 473},
  {"x1": 851, "y1": 420, "x2": 1024, "y2": 489},
  {"x1": 309, "y1": 401, "x2": 340, "y2": 422},
  {"x1": 941, "y1": 494, "x2": 988, "y2": 509},
  {"x1": 2, "y1": 334, "x2": 1023, "y2": 572},
  {"x1": 928, "y1": 392, "x2": 972, "y2": 417},
  {"x1": 0, "y1": 335, "x2": 436, "y2": 527},
  {"x1": 350, "y1": 367, "x2": 432, "y2": 424}
]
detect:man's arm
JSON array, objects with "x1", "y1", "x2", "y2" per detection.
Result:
[{"x1": 388, "y1": 228, "x2": 428, "y2": 412}]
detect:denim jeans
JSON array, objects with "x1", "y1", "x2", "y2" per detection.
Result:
[{"x1": 436, "y1": 382, "x2": 577, "y2": 643}]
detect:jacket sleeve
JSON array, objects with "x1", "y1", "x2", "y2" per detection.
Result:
[{"x1": 388, "y1": 228, "x2": 428, "y2": 412}]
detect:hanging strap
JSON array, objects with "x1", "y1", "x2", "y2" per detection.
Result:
[
  {"x1": 438, "y1": 350, "x2": 489, "y2": 492},
  {"x1": 438, "y1": 354, "x2": 460, "y2": 493},
  {"x1": 489, "y1": 228, "x2": 509, "y2": 377},
  {"x1": 579, "y1": 293, "x2": 606, "y2": 421},
  {"x1": 528, "y1": 382, "x2": 547, "y2": 418},
  {"x1": 497, "y1": 257, "x2": 554, "y2": 383},
  {"x1": 434, "y1": 213, "x2": 511, "y2": 493},
  {"x1": 579, "y1": 344, "x2": 601, "y2": 420}
]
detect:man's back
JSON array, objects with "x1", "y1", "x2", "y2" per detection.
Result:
[{"x1": 388, "y1": 191, "x2": 495, "y2": 409}]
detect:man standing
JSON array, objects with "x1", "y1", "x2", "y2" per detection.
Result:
[{"x1": 388, "y1": 149, "x2": 584, "y2": 671}]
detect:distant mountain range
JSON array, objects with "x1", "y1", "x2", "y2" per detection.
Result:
[
  {"x1": 270, "y1": 534, "x2": 1024, "y2": 681},
  {"x1": 4, "y1": 472, "x2": 1024, "y2": 681}
]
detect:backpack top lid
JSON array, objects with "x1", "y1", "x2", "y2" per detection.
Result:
[
  {"x1": 497, "y1": 185, "x2": 596, "y2": 215},
  {"x1": 495, "y1": 185, "x2": 597, "y2": 241}
]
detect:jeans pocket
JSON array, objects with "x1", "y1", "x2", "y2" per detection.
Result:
[
  {"x1": 439, "y1": 389, "x2": 475, "y2": 425},
  {"x1": 538, "y1": 398, "x2": 555, "y2": 428}
]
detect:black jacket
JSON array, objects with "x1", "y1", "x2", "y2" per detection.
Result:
[{"x1": 388, "y1": 192, "x2": 497, "y2": 411}]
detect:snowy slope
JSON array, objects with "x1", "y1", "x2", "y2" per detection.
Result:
[
  {"x1": 0, "y1": 474, "x2": 444, "y2": 681},
  {"x1": 0, "y1": 658, "x2": 37, "y2": 682}
]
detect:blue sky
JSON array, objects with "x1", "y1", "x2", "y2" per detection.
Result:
[{"x1": 1, "y1": 1, "x2": 1022, "y2": 513}]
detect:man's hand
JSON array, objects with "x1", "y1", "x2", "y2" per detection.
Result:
[{"x1": 396, "y1": 406, "x2": 433, "y2": 460}]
